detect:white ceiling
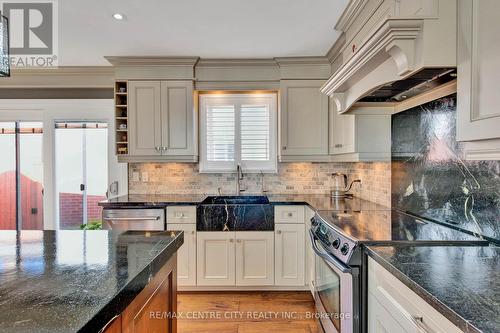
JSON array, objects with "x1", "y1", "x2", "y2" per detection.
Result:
[{"x1": 58, "y1": 0, "x2": 348, "y2": 66}]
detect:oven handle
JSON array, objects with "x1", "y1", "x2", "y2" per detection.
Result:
[{"x1": 309, "y1": 229, "x2": 352, "y2": 274}]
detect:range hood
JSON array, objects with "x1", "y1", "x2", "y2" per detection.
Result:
[{"x1": 321, "y1": 0, "x2": 457, "y2": 113}]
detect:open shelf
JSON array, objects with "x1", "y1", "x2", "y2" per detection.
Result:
[{"x1": 115, "y1": 81, "x2": 129, "y2": 155}]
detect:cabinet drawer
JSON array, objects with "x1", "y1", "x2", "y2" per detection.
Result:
[
  {"x1": 275, "y1": 206, "x2": 305, "y2": 224},
  {"x1": 167, "y1": 206, "x2": 196, "y2": 224},
  {"x1": 368, "y1": 258, "x2": 463, "y2": 333}
]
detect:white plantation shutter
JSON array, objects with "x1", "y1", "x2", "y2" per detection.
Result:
[
  {"x1": 206, "y1": 105, "x2": 235, "y2": 161},
  {"x1": 241, "y1": 104, "x2": 269, "y2": 161},
  {"x1": 200, "y1": 94, "x2": 277, "y2": 173}
]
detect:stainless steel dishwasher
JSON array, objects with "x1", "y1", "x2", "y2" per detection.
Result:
[{"x1": 102, "y1": 208, "x2": 165, "y2": 231}]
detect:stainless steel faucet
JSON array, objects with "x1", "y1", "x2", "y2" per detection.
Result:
[{"x1": 236, "y1": 164, "x2": 245, "y2": 195}]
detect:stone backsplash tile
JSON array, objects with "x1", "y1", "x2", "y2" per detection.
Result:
[{"x1": 128, "y1": 162, "x2": 392, "y2": 207}]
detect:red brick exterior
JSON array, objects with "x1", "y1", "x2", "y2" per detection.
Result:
[{"x1": 59, "y1": 193, "x2": 106, "y2": 229}]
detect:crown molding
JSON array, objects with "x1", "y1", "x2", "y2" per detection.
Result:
[
  {"x1": 325, "y1": 33, "x2": 346, "y2": 63},
  {"x1": 0, "y1": 66, "x2": 114, "y2": 88},
  {"x1": 196, "y1": 58, "x2": 277, "y2": 67},
  {"x1": 334, "y1": 0, "x2": 369, "y2": 32},
  {"x1": 105, "y1": 56, "x2": 199, "y2": 67},
  {"x1": 274, "y1": 56, "x2": 330, "y2": 66}
]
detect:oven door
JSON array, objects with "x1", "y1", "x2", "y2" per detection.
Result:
[{"x1": 309, "y1": 230, "x2": 359, "y2": 333}]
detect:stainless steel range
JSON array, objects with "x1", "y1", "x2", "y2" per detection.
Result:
[{"x1": 309, "y1": 209, "x2": 488, "y2": 333}]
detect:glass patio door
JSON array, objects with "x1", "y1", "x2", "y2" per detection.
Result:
[
  {"x1": 55, "y1": 122, "x2": 108, "y2": 229},
  {"x1": 0, "y1": 122, "x2": 44, "y2": 230}
]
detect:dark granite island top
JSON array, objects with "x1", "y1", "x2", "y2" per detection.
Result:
[
  {"x1": 99, "y1": 193, "x2": 389, "y2": 211},
  {"x1": 0, "y1": 230, "x2": 183, "y2": 333},
  {"x1": 366, "y1": 245, "x2": 500, "y2": 333}
]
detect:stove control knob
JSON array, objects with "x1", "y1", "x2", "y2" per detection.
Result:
[
  {"x1": 311, "y1": 218, "x2": 318, "y2": 227},
  {"x1": 340, "y1": 243, "x2": 350, "y2": 255},
  {"x1": 332, "y1": 238, "x2": 341, "y2": 249}
]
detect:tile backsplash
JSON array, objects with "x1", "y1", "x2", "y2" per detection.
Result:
[{"x1": 128, "y1": 162, "x2": 391, "y2": 206}]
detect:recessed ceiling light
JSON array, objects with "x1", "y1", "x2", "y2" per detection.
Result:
[{"x1": 112, "y1": 13, "x2": 125, "y2": 20}]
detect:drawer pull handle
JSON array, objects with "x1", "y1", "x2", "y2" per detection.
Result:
[
  {"x1": 410, "y1": 315, "x2": 435, "y2": 333},
  {"x1": 287, "y1": 212, "x2": 293, "y2": 217}
]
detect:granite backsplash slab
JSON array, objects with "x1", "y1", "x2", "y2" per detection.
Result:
[{"x1": 392, "y1": 94, "x2": 500, "y2": 243}]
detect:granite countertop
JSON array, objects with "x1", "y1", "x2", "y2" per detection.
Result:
[
  {"x1": 0, "y1": 230, "x2": 183, "y2": 333},
  {"x1": 366, "y1": 245, "x2": 500, "y2": 333},
  {"x1": 99, "y1": 193, "x2": 389, "y2": 211}
]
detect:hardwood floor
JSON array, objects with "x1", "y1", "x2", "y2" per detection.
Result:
[{"x1": 177, "y1": 291, "x2": 320, "y2": 333}]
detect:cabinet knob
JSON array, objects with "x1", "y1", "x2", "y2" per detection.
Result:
[
  {"x1": 154, "y1": 146, "x2": 160, "y2": 151},
  {"x1": 191, "y1": 230, "x2": 195, "y2": 234},
  {"x1": 229, "y1": 239, "x2": 234, "y2": 243},
  {"x1": 334, "y1": 144, "x2": 343, "y2": 148},
  {"x1": 282, "y1": 146, "x2": 287, "y2": 150},
  {"x1": 287, "y1": 212, "x2": 293, "y2": 217},
  {"x1": 276, "y1": 230, "x2": 282, "y2": 234},
  {"x1": 162, "y1": 146, "x2": 168, "y2": 151},
  {"x1": 236, "y1": 239, "x2": 241, "y2": 243}
]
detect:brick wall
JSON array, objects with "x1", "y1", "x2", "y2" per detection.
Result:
[
  {"x1": 128, "y1": 162, "x2": 392, "y2": 207},
  {"x1": 59, "y1": 193, "x2": 106, "y2": 229}
]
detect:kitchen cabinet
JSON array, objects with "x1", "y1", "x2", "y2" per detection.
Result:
[
  {"x1": 114, "y1": 254, "x2": 177, "y2": 333},
  {"x1": 368, "y1": 258, "x2": 463, "y2": 333},
  {"x1": 235, "y1": 232, "x2": 274, "y2": 286},
  {"x1": 126, "y1": 80, "x2": 196, "y2": 161},
  {"x1": 275, "y1": 205, "x2": 305, "y2": 224},
  {"x1": 329, "y1": 97, "x2": 391, "y2": 161},
  {"x1": 457, "y1": 0, "x2": 500, "y2": 160},
  {"x1": 305, "y1": 207, "x2": 315, "y2": 295},
  {"x1": 275, "y1": 223, "x2": 305, "y2": 286},
  {"x1": 196, "y1": 232, "x2": 236, "y2": 286},
  {"x1": 170, "y1": 223, "x2": 196, "y2": 286},
  {"x1": 280, "y1": 80, "x2": 329, "y2": 160}
]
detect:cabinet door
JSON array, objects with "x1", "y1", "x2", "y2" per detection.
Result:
[
  {"x1": 329, "y1": 97, "x2": 356, "y2": 155},
  {"x1": 235, "y1": 231, "x2": 274, "y2": 286},
  {"x1": 160, "y1": 81, "x2": 195, "y2": 155},
  {"x1": 457, "y1": 0, "x2": 500, "y2": 142},
  {"x1": 128, "y1": 81, "x2": 162, "y2": 156},
  {"x1": 275, "y1": 224, "x2": 305, "y2": 286},
  {"x1": 280, "y1": 80, "x2": 329, "y2": 156},
  {"x1": 169, "y1": 223, "x2": 196, "y2": 286},
  {"x1": 196, "y1": 232, "x2": 235, "y2": 286}
]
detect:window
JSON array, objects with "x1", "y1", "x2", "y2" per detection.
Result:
[{"x1": 199, "y1": 93, "x2": 277, "y2": 173}]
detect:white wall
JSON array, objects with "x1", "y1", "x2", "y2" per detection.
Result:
[{"x1": 0, "y1": 99, "x2": 128, "y2": 230}]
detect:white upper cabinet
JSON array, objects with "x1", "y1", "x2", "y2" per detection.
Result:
[
  {"x1": 127, "y1": 80, "x2": 196, "y2": 161},
  {"x1": 329, "y1": 97, "x2": 391, "y2": 161},
  {"x1": 161, "y1": 81, "x2": 195, "y2": 156},
  {"x1": 128, "y1": 81, "x2": 162, "y2": 156},
  {"x1": 280, "y1": 80, "x2": 329, "y2": 160},
  {"x1": 457, "y1": 0, "x2": 500, "y2": 160}
]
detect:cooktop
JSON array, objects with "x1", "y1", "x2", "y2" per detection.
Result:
[{"x1": 312, "y1": 209, "x2": 488, "y2": 265}]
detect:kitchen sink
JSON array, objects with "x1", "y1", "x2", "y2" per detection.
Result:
[
  {"x1": 200, "y1": 195, "x2": 269, "y2": 205},
  {"x1": 197, "y1": 196, "x2": 273, "y2": 231}
]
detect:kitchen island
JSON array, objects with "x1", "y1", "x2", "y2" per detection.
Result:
[{"x1": 0, "y1": 230, "x2": 183, "y2": 333}]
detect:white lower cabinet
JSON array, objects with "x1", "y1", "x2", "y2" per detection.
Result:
[
  {"x1": 196, "y1": 232, "x2": 236, "y2": 286},
  {"x1": 275, "y1": 223, "x2": 306, "y2": 286},
  {"x1": 368, "y1": 258, "x2": 464, "y2": 333},
  {"x1": 170, "y1": 223, "x2": 196, "y2": 286},
  {"x1": 235, "y1": 232, "x2": 274, "y2": 286}
]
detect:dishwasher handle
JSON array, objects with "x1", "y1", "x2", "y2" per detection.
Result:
[{"x1": 103, "y1": 216, "x2": 161, "y2": 222}]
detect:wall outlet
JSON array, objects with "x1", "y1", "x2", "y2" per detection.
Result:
[
  {"x1": 141, "y1": 171, "x2": 149, "y2": 182},
  {"x1": 132, "y1": 172, "x2": 140, "y2": 182}
]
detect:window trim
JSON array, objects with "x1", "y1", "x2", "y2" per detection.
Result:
[{"x1": 199, "y1": 93, "x2": 278, "y2": 173}]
